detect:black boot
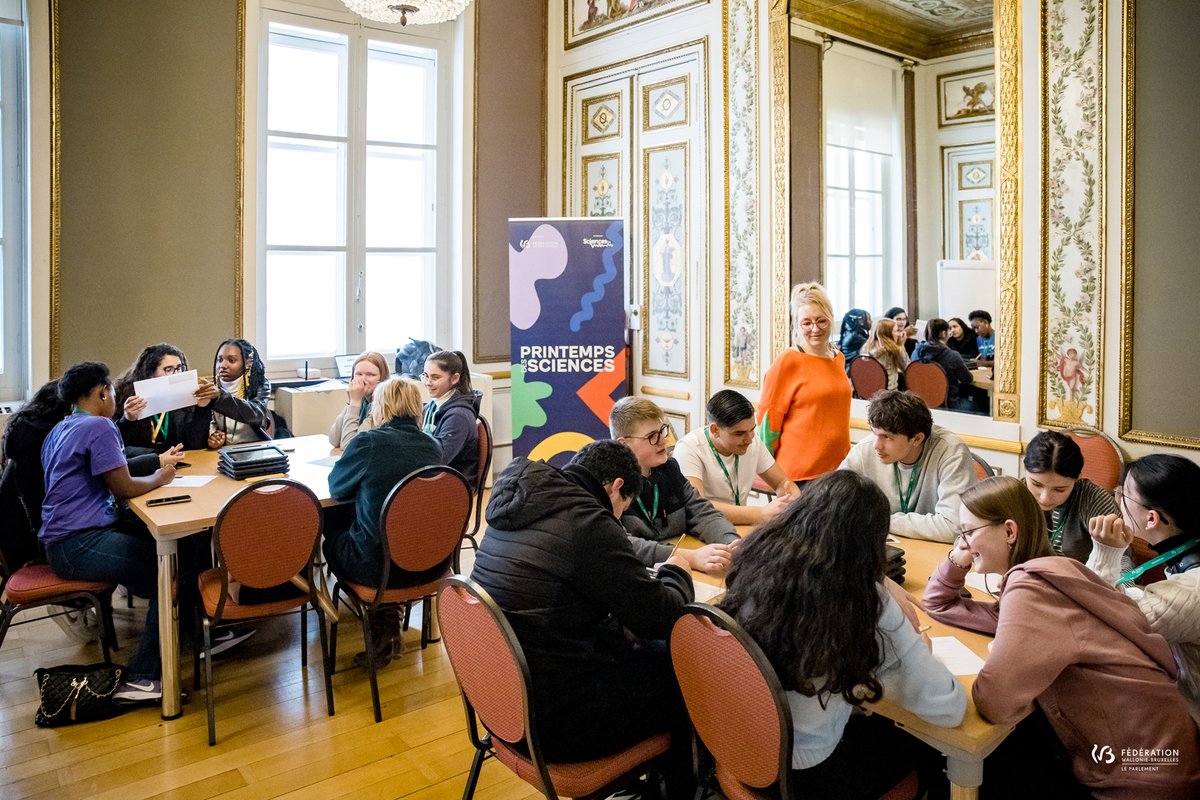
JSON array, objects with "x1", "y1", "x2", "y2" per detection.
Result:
[{"x1": 355, "y1": 606, "x2": 403, "y2": 669}]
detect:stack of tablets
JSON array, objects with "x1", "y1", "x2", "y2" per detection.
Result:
[
  {"x1": 218, "y1": 444, "x2": 290, "y2": 480},
  {"x1": 885, "y1": 543, "x2": 907, "y2": 585}
]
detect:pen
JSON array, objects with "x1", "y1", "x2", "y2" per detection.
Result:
[
  {"x1": 666, "y1": 533, "x2": 690, "y2": 563},
  {"x1": 917, "y1": 624, "x2": 932, "y2": 633}
]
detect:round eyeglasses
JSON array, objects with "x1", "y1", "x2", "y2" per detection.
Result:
[{"x1": 627, "y1": 424, "x2": 671, "y2": 447}]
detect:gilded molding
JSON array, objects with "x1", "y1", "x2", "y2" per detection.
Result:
[
  {"x1": 234, "y1": 0, "x2": 245, "y2": 339},
  {"x1": 49, "y1": 0, "x2": 61, "y2": 377},
  {"x1": 769, "y1": 0, "x2": 790, "y2": 367},
  {"x1": 641, "y1": 75, "x2": 690, "y2": 132},
  {"x1": 641, "y1": 385, "x2": 691, "y2": 401},
  {"x1": 993, "y1": 0, "x2": 1021, "y2": 423}
]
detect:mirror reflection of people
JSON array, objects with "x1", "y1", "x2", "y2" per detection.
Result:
[
  {"x1": 946, "y1": 317, "x2": 979, "y2": 359},
  {"x1": 861, "y1": 318, "x2": 909, "y2": 391},
  {"x1": 758, "y1": 283, "x2": 852, "y2": 483},
  {"x1": 883, "y1": 307, "x2": 918, "y2": 357},
  {"x1": 913, "y1": 319, "x2": 985, "y2": 413},
  {"x1": 968, "y1": 309, "x2": 995, "y2": 365},
  {"x1": 328, "y1": 352, "x2": 389, "y2": 448},
  {"x1": 924, "y1": 477, "x2": 1200, "y2": 798},
  {"x1": 838, "y1": 308, "x2": 871, "y2": 363},
  {"x1": 1022, "y1": 431, "x2": 1119, "y2": 563},
  {"x1": 719, "y1": 471, "x2": 964, "y2": 798},
  {"x1": 1087, "y1": 455, "x2": 1200, "y2": 723}
]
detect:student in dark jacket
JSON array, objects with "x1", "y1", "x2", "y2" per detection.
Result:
[
  {"x1": 208, "y1": 338, "x2": 272, "y2": 447},
  {"x1": 0, "y1": 381, "x2": 68, "y2": 568},
  {"x1": 114, "y1": 343, "x2": 219, "y2": 454},
  {"x1": 325, "y1": 376, "x2": 443, "y2": 667},
  {"x1": 913, "y1": 318, "x2": 985, "y2": 413},
  {"x1": 420, "y1": 350, "x2": 480, "y2": 486},
  {"x1": 471, "y1": 440, "x2": 694, "y2": 798}
]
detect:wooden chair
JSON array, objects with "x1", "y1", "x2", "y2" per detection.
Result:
[
  {"x1": 849, "y1": 355, "x2": 888, "y2": 400},
  {"x1": 904, "y1": 362, "x2": 948, "y2": 409},
  {"x1": 329, "y1": 465, "x2": 471, "y2": 722},
  {"x1": 971, "y1": 452, "x2": 996, "y2": 481},
  {"x1": 670, "y1": 604, "x2": 919, "y2": 800},
  {"x1": 1063, "y1": 426, "x2": 1125, "y2": 492},
  {"x1": 457, "y1": 415, "x2": 493, "y2": 571},
  {"x1": 196, "y1": 478, "x2": 334, "y2": 746},
  {"x1": 0, "y1": 550, "x2": 118, "y2": 661},
  {"x1": 438, "y1": 577, "x2": 671, "y2": 800}
]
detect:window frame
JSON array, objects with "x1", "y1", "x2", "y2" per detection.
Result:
[
  {"x1": 0, "y1": 18, "x2": 27, "y2": 399},
  {"x1": 825, "y1": 142, "x2": 893, "y2": 314}
]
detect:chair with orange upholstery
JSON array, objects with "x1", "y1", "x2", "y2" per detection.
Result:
[
  {"x1": 904, "y1": 362, "x2": 948, "y2": 409},
  {"x1": 457, "y1": 415, "x2": 493, "y2": 570},
  {"x1": 1062, "y1": 426, "x2": 1125, "y2": 492},
  {"x1": 849, "y1": 356, "x2": 888, "y2": 401},
  {"x1": 670, "y1": 604, "x2": 919, "y2": 800},
  {"x1": 438, "y1": 576, "x2": 671, "y2": 800},
  {"x1": 329, "y1": 465, "x2": 471, "y2": 722},
  {"x1": 971, "y1": 452, "x2": 996, "y2": 481},
  {"x1": 196, "y1": 478, "x2": 334, "y2": 746},
  {"x1": 0, "y1": 549, "x2": 118, "y2": 660}
]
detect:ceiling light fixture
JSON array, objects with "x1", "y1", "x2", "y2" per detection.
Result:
[{"x1": 341, "y1": 0, "x2": 471, "y2": 26}]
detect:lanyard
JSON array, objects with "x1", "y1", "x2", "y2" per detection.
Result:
[
  {"x1": 893, "y1": 463, "x2": 921, "y2": 513},
  {"x1": 704, "y1": 429, "x2": 741, "y2": 506},
  {"x1": 422, "y1": 401, "x2": 437, "y2": 434},
  {"x1": 150, "y1": 412, "x2": 169, "y2": 443},
  {"x1": 1048, "y1": 491, "x2": 1076, "y2": 550},
  {"x1": 1117, "y1": 538, "x2": 1200, "y2": 586},
  {"x1": 357, "y1": 400, "x2": 370, "y2": 424},
  {"x1": 637, "y1": 485, "x2": 660, "y2": 521}
]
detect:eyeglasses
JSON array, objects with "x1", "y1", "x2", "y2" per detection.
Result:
[
  {"x1": 626, "y1": 424, "x2": 671, "y2": 447},
  {"x1": 160, "y1": 364, "x2": 186, "y2": 374},
  {"x1": 1114, "y1": 486, "x2": 1152, "y2": 513},
  {"x1": 957, "y1": 523, "x2": 995, "y2": 546},
  {"x1": 799, "y1": 319, "x2": 831, "y2": 331}
]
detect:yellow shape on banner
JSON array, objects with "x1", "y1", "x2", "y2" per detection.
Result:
[{"x1": 529, "y1": 431, "x2": 595, "y2": 462}]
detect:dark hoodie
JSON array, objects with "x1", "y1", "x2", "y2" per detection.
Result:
[
  {"x1": 425, "y1": 390, "x2": 481, "y2": 486},
  {"x1": 931, "y1": 556, "x2": 1200, "y2": 798},
  {"x1": 471, "y1": 457, "x2": 693, "y2": 715}
]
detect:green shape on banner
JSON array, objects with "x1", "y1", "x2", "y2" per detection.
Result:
[{"x1": 510, "y1": 364, "x2": 553, "y2": 439}]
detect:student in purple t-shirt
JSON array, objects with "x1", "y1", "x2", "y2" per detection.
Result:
[{"x1": 40, "y1": 362, "x2": 176, "y2": 703}]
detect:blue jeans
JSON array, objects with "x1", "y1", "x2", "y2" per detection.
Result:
[{"x1": 45, "y1": 513, "x2": 160, "y2": 681}]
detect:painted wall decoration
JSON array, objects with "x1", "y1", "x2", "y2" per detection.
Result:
[
  {"x1": 663, "y1": 410, "x2": 690, "y2": 444},
  {"x1": 643, "y1": 76, "x2": 689, "y2": 131},
  {"x1": 643, "y1": 143, "x2": 689, "y2": 376},
  {"x1": 582, "y1": 153, "x2": 621, "y2": 216},
  {"x1": 565, "y1": 0, "x2": 707, "y2": 49},
  {"x1": 938, "y1": 66, "x2": 996, "y2": 127},
  {"x1": 942, "y1": 143, "x2": 995, "y2": 262},
  {"x1": 958, "y1": 160, "x2": 993, "y2": 190},
  {"x1": 582, "y1": 92, "x2": 622, "y2": 144},
  {"x1": 724, "y1": 0, "x2": 759, "y2": 387},
  {"x1": 1040, "y1": 0, "x2": 1104, "y2": 428},
  {"x1": 959, "y1": 199, "x2": 994, "y2": 261},
  {"x1": 509, "y1": 218, "x2": 628, "y2": 466}
]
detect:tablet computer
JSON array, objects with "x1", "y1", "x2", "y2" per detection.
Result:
[{"x1": 334, "y1": 354, "x2": 357, "y2": 379}]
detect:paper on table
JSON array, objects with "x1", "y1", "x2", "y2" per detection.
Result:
[
  {"x1": 133, "y1": 369, "x2": 199, "y2": 420},
  {"x1": 170, "y1": 476, "x2": 216, "y2": 488},
  {"x1": 964, "y1": 570, "x2": 1004, "y2": 595},
  {"x1": 931, "y1": 636, "x2": 986, "y2": 676},
  {"x1": 692, "y1": 581, "x2": 724, "y2": 605}
]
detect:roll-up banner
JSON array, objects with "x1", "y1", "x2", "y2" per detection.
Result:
[{"x1": 508, "y1": 217, "x2": 629, "y2": 466}]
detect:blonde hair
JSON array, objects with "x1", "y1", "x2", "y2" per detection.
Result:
[
  {"x1": 789, "y1": 282, "x2": 835, "y2": 349},
  {"x1": 609, "y1": 396, "x2": 665, "y2": 438},
  {"x1": 961, "y1": 476, "x2": 1054, "y2": 571},
  {"x1": 370, "y1": 377, "x2": 423, "y2": 426},
  {"x1": 353, "y1": 351, "x2": 390, "y2": 381},
  {"x1": 863, "y1": 318, "x2": 907, "y2": 374}
]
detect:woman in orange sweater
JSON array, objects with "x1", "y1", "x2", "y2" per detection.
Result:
[{"x1": 757, "y1": 283, "x2": 852, "y2": 482}]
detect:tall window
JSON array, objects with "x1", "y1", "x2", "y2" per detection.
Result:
[
  {"x1": 0, "y1": 15, "x2": 26, "y2": 399},
  {"x1": 823, "y1": 46, "x2": 903, "y2": 315},
  {"x1": 259, "y1": 11, "x2": 445, "y2": 363}
]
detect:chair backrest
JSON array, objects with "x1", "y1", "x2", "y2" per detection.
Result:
[
  {"x1": 1063, "y1": 426, "x2": 1125, "y2": 492},
  {"x1": 670, "y1": 605, "x2": 793, "y2": 796},
  {"x1": 213, "y1": 478, "x2": 323, "y2": 590},
  {"x1": 972, "y1": 452, "x2": 996, "y2": 481},
  {"x1": 379, "y1": 465, "x2": 472, "y2": 574},
  {"x1": 905, "y1": 361, "x2": 948, "y2": 409},
  {"x1": 470, "y1": 416, "x2": 494, "y2": 529},
  {"x1": 438, "y1": 577, "x2": 532, "y2": 748},
  {"x1": 848, "y1": 356, "x2": 887, "y2": 400}
]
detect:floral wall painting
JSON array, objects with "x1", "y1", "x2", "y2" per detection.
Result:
[
  {"x1": 643, "y1": 143, "x2": 689, "y2": 377},
  {"x1": 566, "y1": 0, "x2": 707, "y2": 49},
  {"x1": 582, "y1": 153, "x2": 621, "y2": 216},
  {"x1": 582, "y1": 93, "x2": 622, "y2": 144},
  {"x1": 938, "y1": 66, "x2": 996, "y2": 127},
  {"x1": 959, "y1": 199, "x2": 994, "y2": 261},
  {"x1": 643, "y1": 76, "x2": 689, "y2": 131},
  {"x1": 1040, "y1": 0, "x2": 1104, "y2": 428}
]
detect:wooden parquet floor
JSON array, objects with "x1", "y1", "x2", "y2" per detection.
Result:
[{"x1": 0, "y1": 547, "x2": 542, "y2": 800}]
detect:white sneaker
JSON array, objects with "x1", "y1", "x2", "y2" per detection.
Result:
[
  {"x1": 114, "y1": 679, "x2": 162, "y2": 704},
  {"x1": 201, "y1": 626, "x2": 256, "y2": 658}
]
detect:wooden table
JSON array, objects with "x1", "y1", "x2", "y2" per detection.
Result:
[
  {"x1": 685, "y1": 531, "x2": 1008, "y2": 799},
  {"x1": 127, "y1": 435, "x2": 342, "y2": 719},
  {"x1": 971, "y1": 367, "x2": 994, "y2": 393}
]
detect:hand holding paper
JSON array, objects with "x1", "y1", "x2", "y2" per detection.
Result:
[{"x1": 133, "y1": 369, "x2": 200, "y2": 420}]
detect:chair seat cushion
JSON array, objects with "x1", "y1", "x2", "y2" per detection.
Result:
[
  {"x1": 198, "y1": 568, "x2": 309, "y2": 619},
  {"x1": 492, "y1": 732, "x2": 671, "y2": 797},
  {"x1": 343, "y1": 570, "x2": 451, "y2": 605},
  {"x1": 2, "y1": 563, "x2": 113, "y2": 605}
]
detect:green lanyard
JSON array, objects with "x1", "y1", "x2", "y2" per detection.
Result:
[
  {"x1": 704, "y1": 429, "x2": 741, "y2": 506},
  {"x1": 1117, "y1": 538, "x2": 1200, "y2": 586},
  {"x1": 357, "y1": 400, "x2": 370, "y2": 424},
  {"x1": 893, "y1": 463, "x2": 921, "y2": 513},
  {"x1": 637, "y1": 485, "x2": 660, "y2": 521},
  {"x1": 422, "y1": 401, "x2": 437, "y2": 434},
  {"x1": 150, "y1": 412, "x2": 169, "y2": 443}
]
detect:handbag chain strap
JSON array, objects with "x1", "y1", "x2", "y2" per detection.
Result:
[{"x1": 38, "y1": 667, "x2": 123, "y2": 721}]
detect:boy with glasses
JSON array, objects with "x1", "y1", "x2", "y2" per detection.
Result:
[{"x1": 610, "y1": 397, "x2": 739, "y2": 572}]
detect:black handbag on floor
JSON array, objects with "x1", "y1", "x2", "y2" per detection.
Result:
[{"x1": 33, "y1": 662, "x2": 125, "y2": 727}]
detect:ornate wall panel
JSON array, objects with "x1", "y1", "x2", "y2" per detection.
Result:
[
  {"x1": 643, "y1": 143, "x2": 689, "y2": 376},
  {"x1": 1039, "y1": 0, "x2": 1104, "y2": 428}
]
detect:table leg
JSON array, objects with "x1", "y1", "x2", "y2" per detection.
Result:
[
  {"x1": 946, "y1": 755, "x2": 983, "y2": 800},
  {"x1": 156, "y1": 539, "x2": 182, "y2": 720}
]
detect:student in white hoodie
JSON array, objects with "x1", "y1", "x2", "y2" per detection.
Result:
[
  {"x1": 719, "y1": 470, "x2": 965, "y2": 799},
  {"x1": 839, "y1": 390, "x2": 975, "y2": 542}
]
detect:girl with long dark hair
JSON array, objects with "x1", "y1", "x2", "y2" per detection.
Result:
[
  {"x1": 208, "y1": 338, "x2": 272, "y2": 447},
  {"x1": 719, "y1": 470, "x2": 964, "y2": 798},
  {"x1": 114, "y1": 343, "x2": 218, "y2": 455}
]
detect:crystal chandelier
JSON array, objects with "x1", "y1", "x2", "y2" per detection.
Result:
[{"x1": 341, "y1": 0, "x2": 471, "y2": 26}]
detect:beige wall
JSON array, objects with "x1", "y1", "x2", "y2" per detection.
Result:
[{"x1": 55, "y1": 0, "x2": 239, "y2": 375}]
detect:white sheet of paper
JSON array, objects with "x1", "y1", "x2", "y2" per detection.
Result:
[
  {"x1": 133, "y1": 369, "x2": 199, "y2": 420},
  {"x1": 964, "y1": 570, "x2": 1004, "y2": 595},
  {"x1": 170, "y1": 476, "x2": 216, "y2": 488},
  {"x1": 692, "y1": 581, "x2": 724, "y2": 605},
  {"x1": 931, "y1": 636, "x2": 986, "y2": 676}
]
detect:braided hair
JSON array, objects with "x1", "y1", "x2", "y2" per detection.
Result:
[
  {"x1": 113, "y1": 343, "x2": 188, "y2": 413},
  {"x1": 212, "y1": 338, "x2": 266, "y2": 399}
]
